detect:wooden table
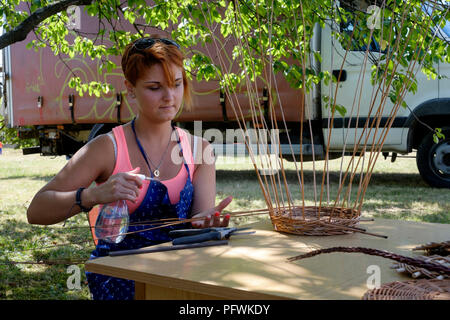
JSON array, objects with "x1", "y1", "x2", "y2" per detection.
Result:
[{"x1": 84, "y1": 218, "x2": 449, "y2": 300}]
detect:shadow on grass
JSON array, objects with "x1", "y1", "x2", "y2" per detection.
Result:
[
  {"x1": 372, "y1": 210, "x2": 450, "y2": 224},
  {"x1": 217, "y1": 168, "x2": 449, "y2": 224},
  {"x1": 0, "y1": 256, "x2": 90, "y2": 300},
  {"x1": 0, "y1": 219, "x2": 92, "y2": 299},
  {"x1": 0, "y1": 174, "x2": 56, "y2": 181},
  {"x1": 0, "y1": 219, "x2": 94, "y2": 256},
  {"x1": 0, "y1": 219, "x2": 44, "y2": 245},
  {"x1": 217, "y1": 168, "x2": 428, "y2": 187}
]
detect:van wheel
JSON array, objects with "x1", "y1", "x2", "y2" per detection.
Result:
[{"x1": 416, "y1": 127, "x2": 450, "y2": 188}]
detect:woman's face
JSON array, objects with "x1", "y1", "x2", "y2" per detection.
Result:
[{"x1": 127, "y1": 63, "x2": 184, "y2": 123}]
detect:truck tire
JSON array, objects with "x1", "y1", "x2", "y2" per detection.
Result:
[{"x1": 416, "y1": 127, "x2": 450, "y2": 188}]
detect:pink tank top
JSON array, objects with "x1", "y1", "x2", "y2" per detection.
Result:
[{"x1": 110, "y1": 125, "x2": 194, "y2": 213}]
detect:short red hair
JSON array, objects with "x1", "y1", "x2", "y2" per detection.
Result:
[{"x1": 121, "y1": 36, "x2": 192, "y2": 111}]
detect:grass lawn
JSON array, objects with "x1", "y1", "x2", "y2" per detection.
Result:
[{"x1": 0, "y1": 146, "x2": 449, "y2": 299}]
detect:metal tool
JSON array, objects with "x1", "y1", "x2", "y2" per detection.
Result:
[
  {"x1": 109, "y1": 240, "x2": 229, "y2": 257},
  {"x1": 169, "y1": 227, "x2": 255, "y2": 245}
]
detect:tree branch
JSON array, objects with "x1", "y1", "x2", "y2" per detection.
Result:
[{"x1": 0, "y1": 0, "x2": 94, "y2": 50}]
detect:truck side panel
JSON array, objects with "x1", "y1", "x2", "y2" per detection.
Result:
[{"x1": 7, "y1": 5, "x2": 304, "y2": 129}]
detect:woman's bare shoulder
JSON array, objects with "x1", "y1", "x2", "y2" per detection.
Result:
[
  {"x1": 83, "y1": 132, "x2": 114, "y2": 156},
  {"x1": 38, "y1": 132, "x2": 116, "y2": 192},
  {"x1": 67, "y1": 133, "x2": 116, "y2": 181}
]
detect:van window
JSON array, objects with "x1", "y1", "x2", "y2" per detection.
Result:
[
  {"x1": 340, "y1": 22, "x2": 386, "y2": 53},
  {"x1": 423, "y1": 2, "x2": 450, "y2": 39},
  {"x1": 440, "y1": 20, "x2": 450, "y2": 38},
  {"x1": 340, "y1": 5, "x2": 449, "y2": 52},
  {"x1": 338, "y1": 1, "x2": 387, "y2": 53}
]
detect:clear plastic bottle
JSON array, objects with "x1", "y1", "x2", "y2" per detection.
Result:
[{"x1": 94, "y1": 199, "x2": 129, "y2": 244}]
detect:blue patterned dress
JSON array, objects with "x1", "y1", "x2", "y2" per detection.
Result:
[{"x1": 85, "y1": 122, "x2": 194, "y2": 300}]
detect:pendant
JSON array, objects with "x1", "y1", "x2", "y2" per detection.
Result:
[{"x1": 154, "y1": 169, "x2": 160, "y2": 177}]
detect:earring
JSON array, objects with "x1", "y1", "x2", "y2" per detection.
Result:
[{"x1": 130, "y1": 92, "x2": 136, "y2": 99}]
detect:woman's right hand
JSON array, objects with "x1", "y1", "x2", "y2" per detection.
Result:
[
  {"x1": 86, "y1": 167, "x2": 144, "y2": 206},
  {"x1": 191, "y1": 196, "x2": 233, "y2": 228}
]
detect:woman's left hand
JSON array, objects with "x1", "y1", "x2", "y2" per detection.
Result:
[{"x1": 191, "y1": 196, "x2": 233, "y2": 228}]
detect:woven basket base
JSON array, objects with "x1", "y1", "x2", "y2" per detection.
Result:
[
  {"x1": 269, "y1": 206, "x2": 360, "y2": 236},
  {"x1": 363, "y1": 279, "x2": 450, "y2": 300}
]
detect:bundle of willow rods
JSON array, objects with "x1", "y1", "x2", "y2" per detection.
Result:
[
  {"x1": 1, "y1": 258, "x2": 87, "y2": 266},
  {"x1": 413, "y1": 241, "x2": 450, "y2": 256},
  {"x1": 391, "y1": 255, "x2": 449, "y2": 280},
  {"x1": 188, "y1": 0, "x2": 449, "y2": 237},
  {"x1": 362, "y1": 279, "x2": 450, "y2": 300},
  {"x1": 287, "y1": 247, "x2": 450, "y2": 276}
]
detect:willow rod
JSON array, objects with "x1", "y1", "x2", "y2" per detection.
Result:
[
  {"x1": 354, "y1": 3, "x2": 449, "y2": 213},
  {"x1": 1, "y1": 258, "x2": 87, "y2": 266},
  {"x1": 352, "y1": 2, "x2": 419, "y2": 211},
  {"x1": 195, "y1": 2, "x2": 276, "y2": 213},
  {"x1": 337, "y1": 2, "x2": 386, "y2": 212},
  {"x1": 56, "y1": 207, "x2": 274, "y2": 232},
  {"x1": 336, "y1": 26, "x2": 395, "y2": 211},
  {"x1": 231, "y1": 0, "x2": 288, "y2": 214},
  {"x1": 349, "y1": 0, "x2": 423, "y2": 212},
  {"x1": 318, "y1": 222, "x2": 388, "y2": 239},
  {"x1": 287, "y1": 247, "x2": 450, "y2": 276},
  {"x1": 319, "y1": 15, "x2": 356, "y2": 219},
  {"x1": 15, "y1": 210, "x2": 271, "y2": 251},
  {"x1": 261, "y1": 0, "x2": 295, "y2": 216},
  {"x1": 330, "y1": 0, "x2": 408, "y2": 214}
]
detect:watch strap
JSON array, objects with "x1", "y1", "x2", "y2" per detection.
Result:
[{"x1": 76, "y1": 187, "x2": 92, "y2": 212}]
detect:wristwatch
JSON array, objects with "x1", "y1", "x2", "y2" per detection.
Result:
[{"x1": 76, "y1": 187, "x2": 93, "y2": 212}]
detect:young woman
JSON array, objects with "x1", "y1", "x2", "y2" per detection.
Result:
[{"x1": 27, "y1": 37, "x2": 232, "y2": 299}]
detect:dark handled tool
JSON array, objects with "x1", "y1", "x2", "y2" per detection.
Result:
[
  {"x1": 170, "y1": 227, "x2": 254, "y2": 245},
  {"x1": 168, "y1": 227, "x2": 216, "y2": 238},
  {"x1": 109, "y1": 240, "x2": 229, "y2": 257},
  {"x1": 172, "y1": 231, "x2": 222, "y2": 245}
]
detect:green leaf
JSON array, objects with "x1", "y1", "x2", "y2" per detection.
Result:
[
  {"x1": 334, "y1": 104, "x2": 347, "y2": 117},
  {"x1": 433, "y1": 134, "x2": 439, "y2": 144},
  {"x1": 433, "y1": 128, "x2": 445, "y2": 144}
]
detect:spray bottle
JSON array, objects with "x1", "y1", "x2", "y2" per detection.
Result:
[{"x1": 94, "y1": 174, "x2": 153, "y2": 244}]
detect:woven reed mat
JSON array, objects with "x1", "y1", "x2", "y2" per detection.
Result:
[{"x1": 362, "y1": 279, "x2": 450, "y2": 300}]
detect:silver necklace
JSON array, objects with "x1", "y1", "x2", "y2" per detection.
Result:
[
  {"x1": 133, "y1": 120, "x2": 174, "y2": 178},
  {"x1": 145, "y1": 129, "x2": 173, "y2": 178}
]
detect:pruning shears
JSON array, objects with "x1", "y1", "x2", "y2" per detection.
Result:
[{"x1": 169, "y1": 227, "x2": 255, "y2": 245}]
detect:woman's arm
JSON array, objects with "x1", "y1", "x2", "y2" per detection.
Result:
[
  {"x1": 27, "y1": 134, "x2": 143, "y2": 225},
  {"x1": 190, "y1": 137, "x2": 232, "y2": 228}
]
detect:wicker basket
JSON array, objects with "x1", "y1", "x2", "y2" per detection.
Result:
[
  {"x1": 362, "y1": 279, "x2": 450, "y2": 300},
  {"x1": 269, "y1": 206, "x2": 360, "y2": 236}
]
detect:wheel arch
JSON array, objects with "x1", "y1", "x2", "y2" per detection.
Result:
[{"x1": 405, "y1": 98, "x2": 450, "y2": 151}]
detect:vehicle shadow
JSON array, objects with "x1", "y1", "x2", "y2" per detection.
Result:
[{"x1": 216, "y1": 168, "x2": 427, "y2": 187}]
